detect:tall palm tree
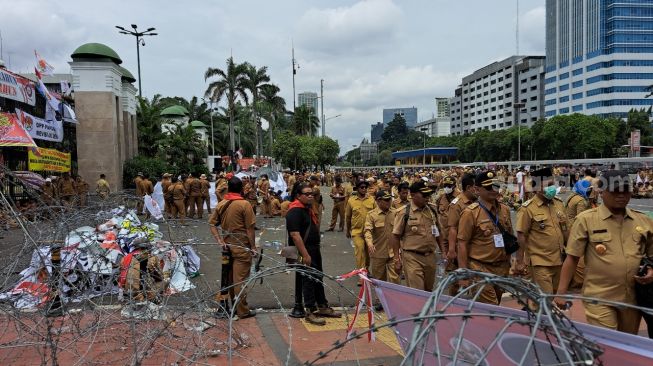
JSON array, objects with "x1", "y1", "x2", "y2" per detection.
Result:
[
  {"x1": 244, "y1": 63, "x2": 272, "y2": 156},
  {"x1": 259, "y1": 84, "x2": 286, "y2": 155},
  {"x1": 204, "y1": 57, "x2": 249, "y2": 153},
  {"x1": 292, "y1": 105, "x2": 320, "y2": 136},
  {"x1": 136, "y1": 94, "x2": 165, "y2": 157}
]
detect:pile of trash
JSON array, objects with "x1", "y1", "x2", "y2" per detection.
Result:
[{"x1": 0, "y1": 207, "x2": 200, "y2": 309}]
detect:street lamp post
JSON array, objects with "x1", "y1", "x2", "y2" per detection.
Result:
[
  {"x1": 420, "y1": 127, "x2": 428, "y2": 166},
  {"x1": 115, "y1": 24, "x2": 157, "y2": 98},
  {"x1": 514, "y1": 102, "x2": 526, "y2": 161}
]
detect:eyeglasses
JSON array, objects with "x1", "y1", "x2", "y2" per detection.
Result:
[
  {"x1": 300, "y1": 192, "x2": 314, "y2": 196},
  {"x1": 483, "y1": 184, "x2": 501, "y2": 191}
]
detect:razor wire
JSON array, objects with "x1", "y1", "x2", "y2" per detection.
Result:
[{"x1": 0, "y1": 165, "x2": 651, "y2": 365}]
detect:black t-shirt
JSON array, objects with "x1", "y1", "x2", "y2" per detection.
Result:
[{"x1": 286, "y1": 206, "x2": 320, "y2": 246}]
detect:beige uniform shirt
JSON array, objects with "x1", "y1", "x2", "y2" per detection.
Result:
[
  {"x1": 457, "y1": 201, "x2": 513, "y2": 264},
  {"x1": 364, "y1": 207, "x2": 397, "y2": 259},
  {"x1": 566, "y1": 205, "x2": 653, "y2": 304},
  {"x1": 392, "y1": 203, "x2": 440, "y2": 253},
  {"x1": 566, "y1": 193, "x2": 590, "y2": 226},
  {"x1": 345, "y1": 195, "x2": 376, "y2": 237},
  {"x1": 208, "y1": 199, "x2": 256, "y2": 248},
  {"x1": 516, "y1": 195, "x2": 568, "y2": 266}
]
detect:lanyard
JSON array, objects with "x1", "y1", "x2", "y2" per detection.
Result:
[{"x1": 478, "y1": 201, "x2": 499, "y2": 229}]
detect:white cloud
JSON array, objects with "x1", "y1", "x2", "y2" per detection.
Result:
[
  {"x1": 520, "y1": 5, "x2": 546, "y2": 54},
  {"x1": 296, "y1": 0, "x2": 402, "y2": 56}
]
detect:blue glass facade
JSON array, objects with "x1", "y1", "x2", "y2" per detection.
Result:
[{"x1": 545, "y1": 0, "x2": 653, "y2": 118}]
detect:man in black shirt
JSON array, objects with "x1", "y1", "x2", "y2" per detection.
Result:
[{"x1": 286, "y1": 183, "x2": 341, "y2": 325}]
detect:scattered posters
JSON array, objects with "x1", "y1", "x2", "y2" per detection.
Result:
[
  {"x1": 0, "y1": 112, "x2": 37, "y2": 147},
  {"x1": 15, "y1": 108, "x2": 63, "y2": 142},
  {"x1": 373, "y1": 279, "x2": 653, "y2": 366},
  {"x1": 0, "y1": 68, "x2": 36, "y2": 106},
  {"x1": 28, "y1": 147, "x2": 71, "y2": 172}
]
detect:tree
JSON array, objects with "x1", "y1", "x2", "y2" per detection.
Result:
[
  {"x1": 204, "y1": 57, "x2": 249, "y2": 153},
  {"x1": 158, "y1": 122, "x2": 208, "y2": 173},
  {"x1": 627, "y1": 108, "x2": 653, "y2": 146},
  {"x1": 292, "y1": 105, "x2": 320, "y2": 136},
  {"x1": 313, "y1": 136, "x2": 340, "y2": 170},
  {"x1": 381, "y1": 115, "x2": 408, "y2": 143},
  {"x1": 136, "y1": 94, "x2": 165, "y2": 157},
  {"x1": 244, "y1": 63, "x2": 272, "y2": 156},
  {"x1": 259, "y1": 84, "x2": 286, "y2": 155},
  {"x1": 378, "y1": 149, "x2": 394, "y2": 165}
]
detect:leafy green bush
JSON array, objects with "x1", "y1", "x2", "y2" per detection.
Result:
[{"x1": 123, "y1": 156, "x2": 174, "y2": 188}]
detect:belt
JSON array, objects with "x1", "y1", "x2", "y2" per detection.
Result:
[{"x1": 403, "y1": 249, "x2": 434, "y2": 256}]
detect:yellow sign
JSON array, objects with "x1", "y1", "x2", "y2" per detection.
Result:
[{"x1": 28, "y1": 147, "x2": 71, "y2": 172}]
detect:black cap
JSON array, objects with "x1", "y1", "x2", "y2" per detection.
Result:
[
  {"x1": 531, "y1": 167, "x2": 553, "y2": 178},
  {"x1": 356, "y1": 180, "x2": 369, "y2": 188},
  {"x1": 442, "y1": 176, "x2": 455, "y2": 186},
  {"x1": 475, "y1": 171, "x2": 498, "y2": 187},
  {"x1": 410, "y1": 181, "x2": 434, "y2": 195},
  {"x1": 598, "y1": 170, "x2": 631, "y2": 192},
  {"x1": 375, "y1": 189, "x2": 392, "y2": 200},
  {"x1": 310, "y1": 175, "x2": 319, "y2": 181}
]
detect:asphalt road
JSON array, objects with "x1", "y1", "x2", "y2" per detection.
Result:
[{"x1": 3, "y1": 189, "x2": 653, "y2": 311}]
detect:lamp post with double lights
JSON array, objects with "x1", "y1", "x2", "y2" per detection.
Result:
[{"x1": 115, "y1": 24, "x2": 157, "y2": 98}]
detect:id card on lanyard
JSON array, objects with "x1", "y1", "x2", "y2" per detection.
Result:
[{"x1": 478, "y1": 201, "x2": 503, "y2": 248}]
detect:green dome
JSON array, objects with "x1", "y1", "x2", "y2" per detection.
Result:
[
  {"x1": 160, "y1": 105, "x2": 189, "y2": 117},
  {"x1": 118, "y1": 66, "x2": 136, "y2": 83},
  {"x1": 71, "y1": 43, "x2": 122, "y2": 64},
  {"x1": 190, "y1": 120, "x2": 208, "y2": 128}
]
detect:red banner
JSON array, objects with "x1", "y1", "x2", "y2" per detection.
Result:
[{"x1": 0, "y1": 112, "x2": 37, "y2": 147}]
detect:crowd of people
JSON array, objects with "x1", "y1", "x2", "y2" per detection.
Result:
[{"x1": 203, "y1": 166, "x2": 653, "y2": 335}]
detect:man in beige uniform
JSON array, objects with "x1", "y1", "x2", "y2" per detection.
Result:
[
  {"x1": 446, "y1": 173, "x2": 477, "y2": 295},
  {"x1": 435, "y1": 176, "x2": 457, "y2": 266},
  {"x1": 516, "y1": 167, "x2": 569, "y2": 294},
  {"x1": 258, "y1": 175, "x2": 271, "y2": 218},
  {"x1": 187, "y1": 174, "x2": 202, "y2": 219},
  {"x1": 199, "y1": 174, "x2": 211, "y2": 218},
  {"x1": 364, "y1": 190, "x2": 399, "y2": 284},
  {"x1": 345, "y1": 180, "x2": 377, "y2": 274},
  {"x1": 391, "y1": 181, "x2": 443, "y2": 292},
  {"x1": 556, "y1": 170, "x2": 653, "y2": 334},
  {"x1": 457, "y1": 171, "x2": 513, "y2": 305},
  {"x1": 392, "y1": 182, "x2": 410, "y2": 210},
  {"x1": 565, "y1": 179, "x2": 593, "y2": 287},
  {"x1": 327, "y1": 176, "x2": 346, "y2": 232},
  {"x1": 309, "y1": 176, "x2": 324, "y2": 225},
  {"x1": 161, "y1": 173, "x2": 173, "y2": 218},
  {"x1": 209, "y1": 177, "x2": 257, "y2": 319}
]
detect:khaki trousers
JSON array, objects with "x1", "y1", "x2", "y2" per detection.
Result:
[
  {"x1": 583, "y1": 301, "x2": 641, "y2": 335},
  {"x1": 230, "y1": 246, "x2": 253, "y2": 317},
  {"x1": 188, "y1": 196, "x2": 202, "y2": 218},
  {"x1": 468, "y1": 259, "x2": 510, "y2": 305},
  {"x1": 370, "y1": 256, "x2": 400, "y2": 284},
  {"x1": 530, "y1": 265, "x2": 562, "y2": 294},
  {"x1": 171, "y1": 199, "x2": 186, "y2": 224},
  {"x1": 402, "y1": 250, "x2": 436, "y2": 292},
  {"x1": 351, "y1": 235, "x2": 369, "y2": 270},
  {"x1": 329, "y1": 201, "x2": 345, "y2": 230}
]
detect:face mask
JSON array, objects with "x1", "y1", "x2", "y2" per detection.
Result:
[
  {"x1": 443, "y1": 187, "x2": 453, "y2": 194},
  {"x1": 543, "y1": 185, "x2": 557, "y2": 200}
]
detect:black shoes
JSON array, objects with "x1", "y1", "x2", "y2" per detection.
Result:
[{"x1": 289, "y1": 306, "x2": 306, "y2": 318}]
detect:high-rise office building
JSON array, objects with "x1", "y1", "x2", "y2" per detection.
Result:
[
  {"x1": 449, "y1": 56, "x2": 545, "y2": 136},
  {"x1": 298, "y1": 91, "x2": 318, "y2": 114},
  {"x1": 383, "y1": 107, "x2": 418, "y2": 127},
  {"x1": 371, "y1": 122, "x2": 384, "y2": 143},
  {"x1": 436, "y1": 98, "x2": 450, "y2": 117},
  {"x1": 544, "y1": 0, "x2": 653, "y2": 118}
]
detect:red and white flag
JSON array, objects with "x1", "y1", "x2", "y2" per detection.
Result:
[{"x1": 34, "y1": 50, "x2": 54, "y2": 77}]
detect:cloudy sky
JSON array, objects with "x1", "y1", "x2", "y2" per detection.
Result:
[{"x1": 1, "y1": 0, "x2": 545, "y2": 154}]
